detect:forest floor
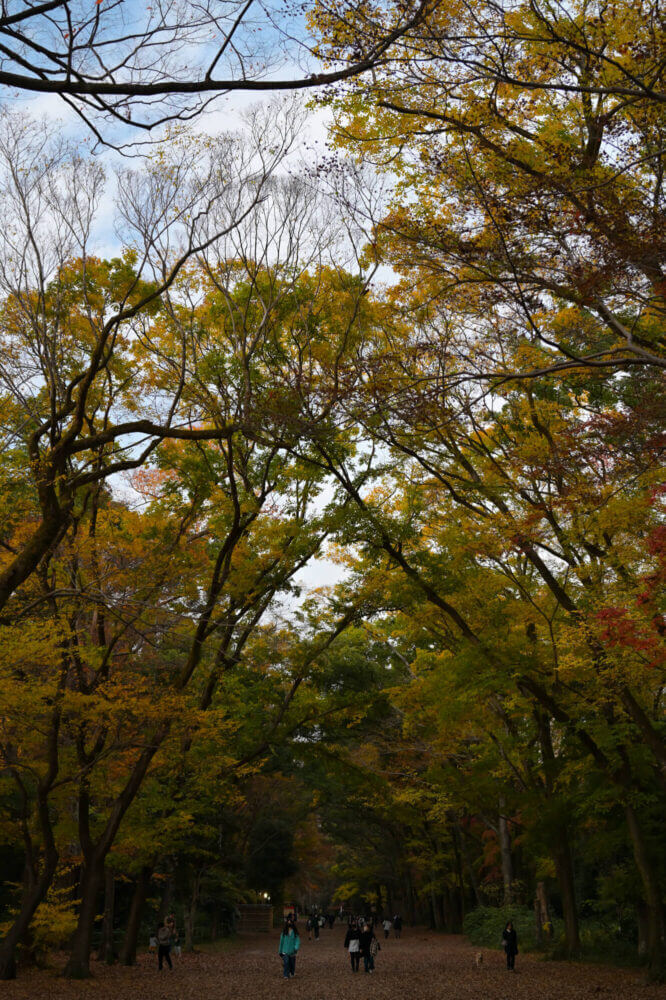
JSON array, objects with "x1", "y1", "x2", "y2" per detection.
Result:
[{"x1": 4, "y1": 923, "x2": 665, "y2": 999}]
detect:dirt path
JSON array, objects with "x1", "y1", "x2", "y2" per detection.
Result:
[{"x1": 4, "y1": 923, "x2": 665, "y2": 999}]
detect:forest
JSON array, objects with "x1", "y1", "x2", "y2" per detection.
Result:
[{"x1": 0, "y1": 0, "x2": 664, "y2": 986}]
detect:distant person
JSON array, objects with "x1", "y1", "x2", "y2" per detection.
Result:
[
  {"x1": 502, "y1": 920, "x2": 518, "y2": 971},
  {"x1": 328, "y1": 913, "x2": 335, "y2": 929},
  {"x1": 370, "y1": 931, "x2": 381, "y2": 969},
  {"x1": 393, "y1": 914, "x2": 402, "y2": 938},
  {"x1": 278, "y1": 919, "x2": 300, "y2": 979},
  {"x1": 359, "y1": 921, "x2": 377, "y2": 973},
  {"x1": 149, "y1": 932, "x2": 157, "y2": 955},
  {"x1": 344, "y1": 919, "x2": 361, "y2": 972},
  {"x1": 156, "y1": 921, "x2": 172, "y2": 970},
  {"x1": 382, "y1": 917, "x2": 392, "y2": 939}
]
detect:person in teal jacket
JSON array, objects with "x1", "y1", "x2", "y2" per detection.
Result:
[{"x1": 278, "y1": 920, "x2": 300, "y2": 979}]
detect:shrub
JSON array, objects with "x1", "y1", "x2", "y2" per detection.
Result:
[{"x1": 463, "y1": 905, "x2": 563, "y2": 953}]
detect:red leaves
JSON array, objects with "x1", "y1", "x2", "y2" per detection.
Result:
[{"x1": 595, "y1": 606, "x2": 665, "y2": 667}]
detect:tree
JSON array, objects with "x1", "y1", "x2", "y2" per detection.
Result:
[
  {"x1": 270, "y1": 288, "x2": 664, "y2": 967},
  {"x1": 0, "y1": 105, "x2": 303, "y2": 617},
  {"x1": 314, "y1": 0, "x2": 666, "y2": 379},
  {"x1": 0, "y1": 0, "x2": 434, "y2": 146},
  {"x1": 0, "y1": 207, "x2": 381, "y2": 975}
]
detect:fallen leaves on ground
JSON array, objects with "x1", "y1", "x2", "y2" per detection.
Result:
[{"x1": 4, "y1": 925, "x2": 665, "y2": 1000}]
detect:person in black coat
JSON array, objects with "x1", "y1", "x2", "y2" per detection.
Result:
[
  {"x1": 359, "y1": 922, "x2": 377, "y2": 973},
  {"x1": 502, "y1": 920, "x2": 518, "y2": 971}
]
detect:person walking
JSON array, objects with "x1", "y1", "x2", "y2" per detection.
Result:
[
  {"x1": 382, "y1": 917, "x2": 391, "y2": 939},
  {"x1": 156, "y1": 921, "x2": 173, "y2": 970},
  {"x1": 359, "y1": 921, "x2": 377, "y2": 974},
  {"x1": 370, "y1": 932, "x2": 381, "y2": 969},
  {"x1": 393, "y1": 914, "x2": 402, "y2": 938},
  {"x1": 278, "y1": 919, "x2": 300, "y2": 979},
  {"x1": 344, "y1": 919, "x2": 361, "y2": 972},
  {"x1": 502, "y1": 920, "x2": 519, "y2": 971}
]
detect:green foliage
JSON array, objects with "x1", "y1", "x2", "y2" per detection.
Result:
[{"x1": 463, "y1": 905, "x2": 563, "y2": 953}]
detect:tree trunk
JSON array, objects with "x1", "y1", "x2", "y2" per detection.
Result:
[
  {"x1": 498, "y1": 796, "x2": 513, "y2": 905},
  {"x1": 0, "y1": 509, "x2": 69, "y2": 614},
  {"x1": 405, "y1": 871, "x2": 416, "y2": 924},
  {"x1": 0, "y1": 739, "x2": 60, "y2": 982},
  {"x1": 119, "y1": 867, "x2": 151, "y2": 966},
  {"x1": 534, "y1": 881, "x2": 553, "y2": 949},
  {"x1": 0, "y1": 854, "x2": 58, "y2": 980},
  {"x1": 442, "y1": 886, "x2": 456, "y2": 932},
  {"x1": 96, "y1": 868, "x2": 116, "y2": 964},
  {"x1": 625, "y1": 803, "x2": 664, "y2": 980},
  {"x1": 427, "y1": 893, "x2": 436, "y2": 931},
  {"x1": 64, "y1": 723, "x2": 167, "y2": 979},
  {"x1": 458, "y1": 823, "x2": 485, "y2": 906},
  {"x1": 521, "y1": 678, "x2": 663, "y2": 977},
  {"x1": 428, "y1": 877, "x2": 442, "y2": 930},
  {"x1": 554, "y1": 840, "x2": 580, "y2": 956},
  {"x1": 184, "y1": 874, "x2": 200, "y2": 952},
  {"x1": 451, "y1": 826, "x2": 466, "y2": 923},
  {"x1": 63, "y1": 860, "x2": 103, "y2": 979},
  {"x1": 637, "y1": 902, "x2": 649, "y2": 959}
]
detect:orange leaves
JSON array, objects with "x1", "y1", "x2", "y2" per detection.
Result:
[{"x1": 129, "y1": 467, "x2": 172, "y2": 501}]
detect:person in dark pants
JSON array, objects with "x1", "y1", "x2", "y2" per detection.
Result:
[
  {"x1": 344, "y1": 919, "x2": 361, "y2": 972},
  {"x1": 278, "y1": 920, "x2": 300, "y2": 979},
  {"x1": 157, "y1": 921, "x2": 172, "y2": 970},
  {"x1": 502, "y1": 920, "x2": 518, "y2": 971},
  {"x1": 359, "y1": 922, "x2": 377, "y2": 973},
  {"x1": 393, "y1": 914, "x2": 402, "y2": 938}
]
